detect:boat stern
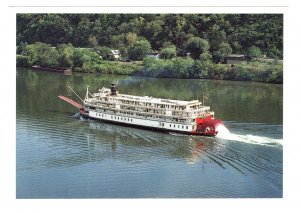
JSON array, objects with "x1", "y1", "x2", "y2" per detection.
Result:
[{"x1": 193, "y1": 115, "x2": 223, "y2": 136}]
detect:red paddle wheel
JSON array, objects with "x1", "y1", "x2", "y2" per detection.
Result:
[{"x1": 193, "y1": 115, "x2": 223, "y2": 136}]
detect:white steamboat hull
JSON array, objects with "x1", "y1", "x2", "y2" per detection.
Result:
[{"x1": 82, "y1": 110, "x2": 195, "y2": 134}]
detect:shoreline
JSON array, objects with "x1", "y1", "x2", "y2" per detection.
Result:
[{"x1": 18, "y1": 65, "x2": 283, "y2": 85}]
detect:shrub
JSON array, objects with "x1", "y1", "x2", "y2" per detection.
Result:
[
  {"x1": 16, "y1": 55, "x2": 29, "y2": 67},
  {"x1": 159, "y1": 47, "x2": 176, "y2": 59},
  {"x1": 128, "y1": 40, "x2": 152, "y2": 60}
]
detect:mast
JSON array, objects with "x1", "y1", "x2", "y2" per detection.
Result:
[
  {"x1": 85, "y1": 85, "x2": 89, "y2": 100},
  {"x1": 202, "y1": 92, "x2": 208, "y2": 106}
]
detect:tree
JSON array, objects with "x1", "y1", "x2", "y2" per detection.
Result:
[
  {"x1": 96, "y1": 46, "x2": 112, "y2": 60},
  {"x1": 209, "y1": 25, "x2": 227, "y2": 53},
  {"x1": 72, "y1": 49, "x2": 85, "y2": 68},
  {"x1": 159, "y1": 47, "x2": 177, "y2": 59},
  {"x1": 125, "y1": 32, "x2": 138, "y2": 47},
  {"x1": 88, "y1": 35, "x2": 99, "y2": 48},
  {"x1": 128, "y1": 40, "x2": 152, "y2": 60},
  {"x1": 56, "y1": 43, "x2": 74, "y2": 67},
  {"x1": 24, "y1": 42, "x2": 59, "y2": 67},
  {"x1": 248, "y1": 46, "x2": 262, "y2": 59},
  {"x1": 73, "y1": 17, "x2": 92, "y2": 46},
  {"x1": 185, "y1": 37, "x2": 210, "y2": 59},
  {"x1": 171, "y1": 57, "x2": 194, "y2": 78},
  {"x1": 195, "y1": 52, "x2": 213, "y2": 78},
  {"x1": 213, "y1": 42, "x2": 232, "y2": 63}
]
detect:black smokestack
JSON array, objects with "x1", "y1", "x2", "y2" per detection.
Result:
[{"x1": 111, "y1": 83, "x2": 117, "y2": 96}]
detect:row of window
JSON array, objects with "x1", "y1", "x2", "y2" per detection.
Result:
[
  {"x1": 160, "y1": 122, "x2": 194, "y2": 130},
  {"x1": 95, "y1": 112, "x2": 196, "y2": 130},
  {"x1": 90, "y1": 99, "x2": 200, "y2": 110},
  {"x1": 95, "y1": 112, "x2": 133, "y2": 122}
]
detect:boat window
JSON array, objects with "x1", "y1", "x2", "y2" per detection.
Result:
[{"x1": 186, "y1": 126, "x2": 188, "y2": 129}]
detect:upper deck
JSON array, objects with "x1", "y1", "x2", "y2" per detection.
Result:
[
  {"x1": 86, "y1": 87, "x2": 205, "y2": 110},
  {"x1": 83, "y1": 85, "x2": 213, "y2": 121}
]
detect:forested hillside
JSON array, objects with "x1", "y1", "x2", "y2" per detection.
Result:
[
  {"x1": 17, "y1": 14, "x2": 283, "y2": 59},
  {"x1": 16, "y1": 14, "x2": 283, "y2": 83}
]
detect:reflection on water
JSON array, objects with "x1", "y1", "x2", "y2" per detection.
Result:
[{"x1": 16, "y1": 68, "x2": 282, "y2": 198}]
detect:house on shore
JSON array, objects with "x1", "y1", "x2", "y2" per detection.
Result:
[
  {"x1": 226, "y1": 54, "x2": 245, "y2": 65},
  {"x1": 111, "y1": 50, "x2": 121, "y2": 60},
  {"x1": 146, "y1": 50, "x2": 159, "y2": 59}
]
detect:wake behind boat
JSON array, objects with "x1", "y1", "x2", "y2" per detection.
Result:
[{"x1": 59, "y1": 84, "x2": 223, "y2": 136}]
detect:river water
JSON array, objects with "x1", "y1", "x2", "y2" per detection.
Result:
[{"x1": 16, "y1": 68, "x2": 283, "y2": 198}]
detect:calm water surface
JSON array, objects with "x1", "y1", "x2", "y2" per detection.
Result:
[{"x1": 16, "y1": 68, "x2": 283, "y2": 198}]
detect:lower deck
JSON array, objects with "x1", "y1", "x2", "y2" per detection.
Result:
[{"x1": 85, "y1": 110, "x2": 196, "y2": 133}]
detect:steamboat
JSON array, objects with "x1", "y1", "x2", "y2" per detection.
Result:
[{"x1": 59, "y1": 84, "x2": 223, "y2": 136}]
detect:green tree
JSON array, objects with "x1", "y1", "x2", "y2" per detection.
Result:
[
  {"x1": 171, "y1": 57, "x2": 194, "y2": 78},
  {"x1": 125, "y1": 32, "x2": 138, "y2": 47},
  {"x1": 96, "y1": 46, "x2": 112, "y2": 60},
  {"x1": 25, "y1": 42, "x2": 59, "y2": 66},
  {"x1": 194, "y1": 52, "x2": 213, "y2": 78},
  {"x1": 248, "y1": 46, "x2": 262, "y2": 59},
  {"x1": 73, "y1": 17, "x2": 92, "y2": 46},
  {"x1": 16, "y1": 55, "x2": 29, "y2": 67},
  {"x1": 72, "y1": 49, "x2": 85, "y2": 68},
  {"x1": 209, "y1": 25, "x2": 227, "y2": 52},
  {"x1": 56, "y1": 43, "x2": 74, "y2": 67},
  {"x1": 159, "y1": 47, "x2": 177, "y2": 59},
  {"x1": 88, "y1": 35, "x2": 99, "y2": 48},
  {"x1": 213, "y1": 42, "x2": 232, "y2": 63},
  {"x1": 185, "y1": 37, "x2": 210, "y2": 59},
  {"x1": 128, "y1": 40, "x2": 152, "y2": 60}
]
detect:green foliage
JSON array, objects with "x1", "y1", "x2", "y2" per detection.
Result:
[
  {"x1": 159, "y1": 47, "x2": 177, "y2": 59},
  {"x1": 16, "y1": 55, "x2": 30, "y2": 67},
  {"x1": 24, "y1": 42, "x2": 59, "y2": 67},
  {"x1": 142, "y1": 56, "x2": 282, "y2": 83},
  {"x1": 16, "y1": 14, "x2": 283, "y2": 83},
  {"x1": 128, "y1": 40, "x2": 152, "y2": 60},
  {"x1": 248, "y1": 46, "x2": 262, "y2": 59},
  {"x1": 194, "y1": 52, "x2": 213, "y2": 78},
  {"x1": 185, "y1": 37, "x2": 210, "y2": 59},
  {"x1": 209, "y1": 25, "x2": 227, "y2": 53},
  {"x1": 96, "y1": 46, "x2": 112, "y2": 60},
  {"x1": 213, "y1": 42, "x2": 232, "y2": 63},
  {"x1": 171, "y1": 57, "x2": 194, "y2": 78},
  {"x1": 88, "y1": 35, "x2": 99, "y2": 48},
  {"x1": 143, "y1": 57, "x2": 193, "y2": 78},
  {"x1": 72, "y1": 48, "x2": 85, "y2": 68},
  {"x1": 56, "y1": 43, "x2": 74, "y2": 67},
  {"x1": 229, "y1": 61, "x2": 283, "y2": 83},
  {"x1": 17, "y1": 14, "x2": 283, "y2": 60},
  {"x1": 125, "y1": 32, "x2": 138, "y2": 47},
  {"x1": 142, "y1": 57, "x2": 170, "y2": 77},
  {"x1": 95, "y1": 61, "x2": 142, "y2": 75}
]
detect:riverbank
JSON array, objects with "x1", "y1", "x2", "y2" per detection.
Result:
[{"x1": 17, "y1": 54, "x2": 283, "y2": 84}]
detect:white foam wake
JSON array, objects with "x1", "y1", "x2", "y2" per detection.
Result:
[{"x1": 216, "y1": 124, "x2": 283, "y2": 146}]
